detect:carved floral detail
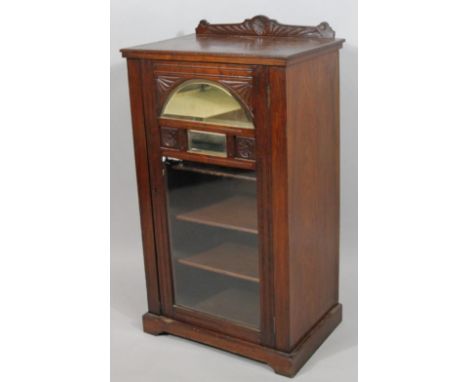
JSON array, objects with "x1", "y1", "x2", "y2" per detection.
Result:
[
  {"x1": 236, "y1": 137, "x2": 256, "y2": 160},
  {"x1": 160, "y1": 127, "x2": 179, "y2": 149},
  {"x1": 196, "y1": 15, "x2": 335, "y2": 39}
]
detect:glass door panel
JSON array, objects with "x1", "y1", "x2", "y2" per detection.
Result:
[
  {"x1": 164, "y1": 159, "x2": 259, "y2": 329},
  {"x1": 161, "y1": 80, "x2": 254, "y2": 129}
]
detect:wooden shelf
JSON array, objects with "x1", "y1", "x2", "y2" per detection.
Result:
[
  {"x1": 171, "y1": 161, "x2": 256, "y2": 182},
  {"x1": 176, "y1": 195, "x2": 258, "y2": 234},
  {"x1": 177, "y1": 242, "x2": 259, "y2": 282},
  {"x1": 187, "y1": 288, "x2": 259, "y2": 329}
]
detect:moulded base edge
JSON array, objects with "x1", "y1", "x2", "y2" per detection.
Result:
[{"x1": 142, "y1": 303, "x2": 342, "y2": 377}]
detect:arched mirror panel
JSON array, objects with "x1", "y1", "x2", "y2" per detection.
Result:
[{"x1": 161, "y1": 80, "x2": 254, "y2": 129}]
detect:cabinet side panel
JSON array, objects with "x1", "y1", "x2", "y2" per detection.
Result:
[
  {"x1": 125, "y1": 59, "x2": 161, "y2": 313},
  {"x1": 286, "y1": 52, "x2": 340, "y2": 348}
]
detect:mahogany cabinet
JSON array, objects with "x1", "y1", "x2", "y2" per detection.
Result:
[{"x1": 121, "y1": 16, "x2": 344, "y2": 377}]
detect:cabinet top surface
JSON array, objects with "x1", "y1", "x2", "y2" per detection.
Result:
[{"x1": 121, "y1": 16, "x2": 344, "y2": 66}]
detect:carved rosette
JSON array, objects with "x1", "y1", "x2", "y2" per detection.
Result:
[
  {"x1": 235, "y1": 137, "x2": 256, "y2": 160},
  {"x1": 196, "y1": 15, "x2": 335, "y2": 39},
  {"x1": 160, "y1": 127, "x2": 180, "y2": 149}
]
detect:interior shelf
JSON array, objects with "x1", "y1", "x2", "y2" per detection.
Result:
[
  {"x1": 170, "y1": 161, "x2": 256, "y2": 182},
  {"x1": 176, "y1": 195, "x2": 258, "y2": 234},
  {"x1": 178, "y1": 287, "x2": 259, "y2": 329},
  {"x1": 177, "y1": 242, "x2": 259, "y2": 283}
]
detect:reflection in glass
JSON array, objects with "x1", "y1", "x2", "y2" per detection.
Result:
[
  {"x1": 164, "y1": 160, "x2": 259, "y2": 329},
  {"x1": 161, "y1": 80, "x2": 254, "y2": 129}
]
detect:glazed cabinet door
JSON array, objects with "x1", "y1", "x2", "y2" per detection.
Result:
[
  {"x1": 163, "y1": 159, "x2": 260, "y2": 330},
  {"x1": 140, "y1": 61, "x2": 274, "y2": 345}
]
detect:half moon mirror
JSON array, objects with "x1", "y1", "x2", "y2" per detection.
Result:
[{"x1": 161, "y1": 80, "x2": 254, "y2": 129}]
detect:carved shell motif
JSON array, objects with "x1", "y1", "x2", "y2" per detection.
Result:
[
  {"x1": 196, "y1": 15, "x2": 335, "y2": 39},
  {"x1": 218, "y1": 79, "x2": 253, "y2": 110},
  {"x1": 156, "y1": 75, "x2": 182, "y2": 106}
]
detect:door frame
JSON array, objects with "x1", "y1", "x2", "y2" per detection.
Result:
[{"x1": 139, "y1": 59, "x2": 275, "y2": 346}]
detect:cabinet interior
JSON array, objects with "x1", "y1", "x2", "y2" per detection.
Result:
[{"x1": 164, "y1": 160, "x2": 260, "y2": 329}]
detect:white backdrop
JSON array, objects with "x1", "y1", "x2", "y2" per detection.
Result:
[
  {"x1": 110, "y1": 1, "x2": 357, "y2": 380},
  {"x1": 2, "y1": 1, "x2": 467, "y2": 381}
]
